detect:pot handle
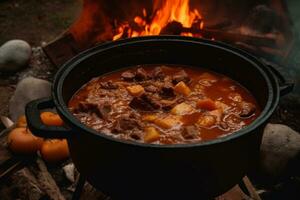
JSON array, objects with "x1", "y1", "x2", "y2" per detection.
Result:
[
  {"x1": 25, "y1": 98, "x2": 71, "y2": 139},
  {"x1": 264, "y1": 61, "x2": 294, "y2": 96}
]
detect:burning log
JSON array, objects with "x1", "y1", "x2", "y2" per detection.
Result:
[
  {"x1": 205, "y1": 20, "x2": 233, "y2": 30},
  {"x1": 190, "y1": 28, "x2": 277, "y2": 47},
  {"x1": 160, "y1": 21, "x2": 183, "y2": 35},
  {"x1": 161, "y1": 21, "x2": 277, "y2": 48}
]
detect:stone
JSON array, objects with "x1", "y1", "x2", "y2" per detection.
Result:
[
  {"x1": 0, "y1": 40, "x2": 31, "y2": 72},
  {"x1": 260, "y1": 123, "x2": 300, "y2": 177},
  {"x1": 63, "y1": 163, "x2": 76, "y2": 183},
  {"x1": 244, "y1": 5, "x2": 281, "y2": 33},
  {"x1": 9, "y1": 77, "x2": 51, "y2": 121}
]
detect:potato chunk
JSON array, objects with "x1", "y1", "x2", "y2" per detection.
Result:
[
  {"x1": 142, "y1": 114, "x2": 158, "y2": 122},
  {"x1": 144, "y1": 127, "x2": 160, "y2": 143},
  {"x1": 197, "y1": 98, "x2": 217, "y2": 111},
  {"x1": 197, "y1": 115, "x2": 216, "y2": 128},
  {"x1": 154, "y1": 116, "x2": 181, "y2": 129},
  {"x1": 171, "y1": 103, "x2": 194, "y2": 115},
  {"x1": 174, "y1": 81, "x2": 191, "y2": 96},
  {"x1": 126, "y1": 85, "x2": 145, "y2": 96}
]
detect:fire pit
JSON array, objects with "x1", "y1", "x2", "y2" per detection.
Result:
[{"x1": 43, "y1": 0, "x2": 294, "y2": 67}]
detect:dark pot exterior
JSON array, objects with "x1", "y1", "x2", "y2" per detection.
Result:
[
  {"x1": 26, "y1": 36, "x2": 291, "y2": 199},
  {"x1": 68, "y1": 124, "x2": 265, "y2": 199}
]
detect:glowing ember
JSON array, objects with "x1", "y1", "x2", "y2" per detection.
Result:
[{"x1": 113, "y1": 0, "x2": 204, "y2": 40}]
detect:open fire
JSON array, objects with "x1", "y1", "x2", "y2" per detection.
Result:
[
  {"x1": 112, "y1": 0, "x2": 204, "y2": 40},
  {"x1": 44, "y1": 0, "x2": 295, "y2": 66}
]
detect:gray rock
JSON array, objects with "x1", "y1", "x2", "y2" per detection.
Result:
[
  {"x1": 9, "y1": 77, "x2": 51, "y2": 121},
  {"x1": 0, "y1": 40, "x2": 32, "y2": 72},
  {"x1": 260, "y1": 123, "x2": 300, "y2": 176},
  {"x1": 63, "y1": 163, "x2": 76, "y2": 183}
]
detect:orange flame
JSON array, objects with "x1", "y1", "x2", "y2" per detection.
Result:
[{"x1": 113, "y1": 0, "x2": 204, "y2": 40}]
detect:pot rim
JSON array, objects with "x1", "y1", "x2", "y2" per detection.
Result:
[{"x1": 53, "y1": 35, "x2": 280, "y2": 148}]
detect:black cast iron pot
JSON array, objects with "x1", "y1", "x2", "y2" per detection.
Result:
[{"x1": 25, "y1": 36, "x2": 293, "y2": 200}]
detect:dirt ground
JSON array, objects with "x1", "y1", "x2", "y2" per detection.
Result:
[
  {"x1": 0, "y1": 0, "x2": 81, "y2": 116},
  {"x1": 0, "y1": 86, "x2": 14, "y2": 117},
  {"x1": 0, "y1": 0, "x2": 81, "y2": 46}
]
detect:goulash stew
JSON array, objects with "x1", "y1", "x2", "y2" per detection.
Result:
[{"x1": 68, "y1": 66, "x2": 260, "y2": 144}]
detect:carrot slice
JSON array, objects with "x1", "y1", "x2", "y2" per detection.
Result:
[{"x1": 197, "y1": 98, "x2": 217, "y2": 111}]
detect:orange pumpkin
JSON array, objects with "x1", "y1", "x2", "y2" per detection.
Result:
[
  {"x1": 16, "y1": 115, "x2": 27, "y2": 127},
  {"x1": 40, "y1": 112, "x2": 64, "y2": 126},
  {"x1": 8, "y1": 127, "x2": 43, "y2": 154},
  {"x1": 40, "y1": 139, "x2": 70, "y2": 163}
]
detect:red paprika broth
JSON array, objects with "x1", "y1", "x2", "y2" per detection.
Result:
[{"x1": 68, "y1": 65, "x2": 260, "y2": 144}]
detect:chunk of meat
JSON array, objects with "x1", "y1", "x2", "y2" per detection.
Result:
[
  {"x1": 130, "y1": 132, "x2": 142, "y2": 140},
  {"x1": 75, "y1": 102, "x2": 111, "y2": 119},
  {"x1": 129, "y1": 94, "x2": 161, "y2": 111},
  {"x1": 75, "y1": 102, "x2": 98, "y2": 114},
  {"x1": 151, "y1": 67, "x2": 165, "y2": 80},
  {"x1": 98, "y1": 104, "x2": 112, "y2": 119},
  {"x1": 127, "y1": 85, "x2": 145, "y2": 97},
  {"x1": 144, "y1": 127, "x2": 161, "y2": 143},
  {"x1": 219, "y1": 122, "x2": 229, "y2": 130},
  {"x1": 239, "y1": 102, "x2": 256, "y2": 118},
  {"x1": 182, "y1": 126, "x2": 200, "y2": 140},
  {"x1": 172, "y1": 70, "x2": 191, "y2": 85},
  {"x1": 160, "y1": 83, "x2": 175, "y2": 98},
  {"x1": 174, "y1": 81, "x2": 191, "y2": 96},
  {"x1": 145, "y1": 85, "x2": 158, "y2": 93},
  {"x1": 121, "y1": 71, "x2": 135, "y2": 81},
  {"x1": 197, "y1": 98, "x2": 217, "y2": 111},
  {"x1": 99, "y1": 81, "x2": 118, "y2": 89},
  {"x1": 113, "y1": 117, "x2": 141, "y2": 133},
  {"x1": 135, "y1": 68, "x2": 149, "y2": 81}
]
